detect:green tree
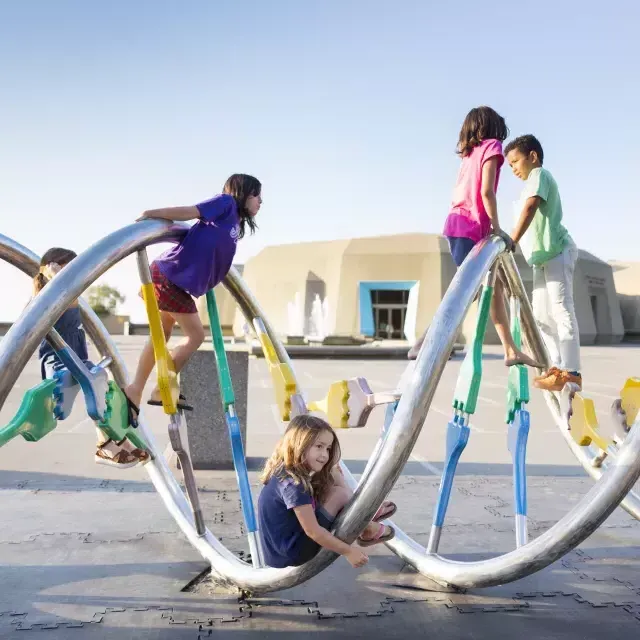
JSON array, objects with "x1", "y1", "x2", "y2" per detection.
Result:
[{"x1": 87, "y1": 284, "x2": 125, "y2": 316}]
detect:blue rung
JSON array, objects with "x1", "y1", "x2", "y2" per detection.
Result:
[
  {"x1": 54, "y1": 348, "x2": 109, "y2": 421},
  {"x1": 383, "y1": 401, "x2": 398, "y2": 436},
  {"x1": 225, "y1": 409, "x2": 258, "y2": 533},
  {"x1": 508, "y1": 409, "x2": 530, "y2": 516},
  {"x1": 52, "y1": 369, "x2": 81, "y2": 420},
  {"x1": 433, "y1": 417, "x2": 470, "y2": 528}
]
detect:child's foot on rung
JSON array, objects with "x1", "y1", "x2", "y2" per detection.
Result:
[
  {"x1": 117, "y1": 437, "x2": 150, "y2": 465},
  {"x1": 147, "y1": 390, "x2": 194, "y2": 412},
  {"x1": 504, "y1": 350, "x2": 544, "y2": 369},
  {"x1": 534, "y1": 369, "x2": 582, "y2": 392},
  {"x1": 534, "y1": 366, "x2": 560, "y2": 383},
  {"x1": 122, "y1": 385, "x2": 142, "y2": 426},
  {"x1": 95, "y1": 439, "x2": 147, "y2": 468},
  {"x1": 357, "y1": 523, "x2": 395, "y2": 547}
]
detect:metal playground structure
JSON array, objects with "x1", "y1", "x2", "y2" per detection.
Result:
[{"x1": 0, "y1": 223, "x2": 639, "y2": 595}]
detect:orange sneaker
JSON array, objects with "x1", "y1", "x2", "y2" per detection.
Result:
[
  {"x1": 534, "y1": 369, "x2": 582, "y2": 392},
  {"x1": 534, "y1": 366, "x2": 561, "y2": 383}
]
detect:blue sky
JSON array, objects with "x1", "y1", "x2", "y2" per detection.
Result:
[{"x1": 1, "y1": 1, "x2": 637, "y2": 321}]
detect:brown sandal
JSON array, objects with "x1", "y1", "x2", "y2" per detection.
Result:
[{"x1": 95, "y1": 439, "x2": 148, "y2": 469}]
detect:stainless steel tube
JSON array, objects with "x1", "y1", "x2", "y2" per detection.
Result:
[{"x1": 377, "y1": 247, "x2": 640, "y2": 589}]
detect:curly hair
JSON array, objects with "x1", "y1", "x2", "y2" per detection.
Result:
[
  {"x1": 504, "y1": 134, "x2": 544, "y2": 165},
  {"x1": 260, "y1": 414, "x2": 341, "y2": 503},
  {"x1": 457, "y1": 106, "x2": 509, "y2": 157}
]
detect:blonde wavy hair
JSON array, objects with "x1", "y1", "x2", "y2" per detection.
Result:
[{"x1": 260, "y1": 414, "x2": 340, "y2": 503}]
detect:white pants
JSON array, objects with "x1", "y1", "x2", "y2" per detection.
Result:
[{"x1": 532, "y1": 240, "x2": 581, "y2": 372}]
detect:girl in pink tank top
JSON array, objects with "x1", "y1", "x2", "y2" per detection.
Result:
[{"x1": 409, "y1": 106, "x2": 540, "y2": 370}]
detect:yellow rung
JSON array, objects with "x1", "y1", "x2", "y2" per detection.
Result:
[
  {"x1": 308, "y1": 380, "x2": 350, "y2": 429},
  {"x1": 569, "y1": 393, "x2": 611, "y2": 451},
  {"x1": 141, "y1": 283, "x2": 179, "y2": 415},
  {"x1": 620, "y1": 377, "x2": 640, "y2": 428},
  {"x1": 253, "y1": 323, "x2": 297, "y2": 420}
]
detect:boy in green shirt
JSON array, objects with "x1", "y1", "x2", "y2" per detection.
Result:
[{"x1": 505, "y1": 135, "x2": 582, "y2": 391}]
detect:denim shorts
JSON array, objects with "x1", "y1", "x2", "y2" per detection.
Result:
[
  {"x1": 290, "y1": 506, "x2": 335, "y2": 566},
  {"x1": 447, "y1": 236, "x2": 477, "y2": 267}
]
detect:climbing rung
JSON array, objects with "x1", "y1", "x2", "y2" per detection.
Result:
[
  {"x1": 168, "y1": 413, "x2": 206, "y2": 535},
  {"x1": 206, "y1": 290, "x2": 263, "y2": 565},
  {"x1": 452, "y1": 281, "x2": 493, "y2": 416},
  {"x1": 252, "y1": 318, "x2": 299, "y2": 421},
  {"x1": 97, "y1": 382, "x2": 148, "y2": 453},
  {"x1": 137, "y1": 250, "x2": 179, "y2": 415},
  {"x1": 506, "y1": 297, "x2": 529, "y2": 423},
  {"x1": 308, "y1": 380, "x2": 350, "y2": 429},
  {"x1": 569, "y1": 393, "x2": 612, "y2": 451},
  {"x1": 427, "y1": 417, "x2": 470, "y2": 554},
  {"x1": 0, "y1": 380, "x2": 58, "y2": 447},
  {"x1": 620, "y1": 377, "x2": 640, "y2": 428}
]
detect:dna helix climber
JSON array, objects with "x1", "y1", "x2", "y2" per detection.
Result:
[{"x1": 1, "y1": 227, "x2": 638, "y2": 595}]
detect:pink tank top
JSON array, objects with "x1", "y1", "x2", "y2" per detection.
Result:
[{"x1": 442, "y1": 139, "x2": 504, "y2": 243}]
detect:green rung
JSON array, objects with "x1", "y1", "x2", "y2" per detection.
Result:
[
  {"x1": 206, "y1": 290, "x2": 235, "y2": 409},
  {"x1": 506, "y1": 298, "x2": 529, "y2": 423},
  {"x1": 0, "y1": 380, "x2": 58, "y2": 447},
  {"x1": 97, "y1": 381, "x2": 148, "y2": 451},
  {"x1": 452, "y1": 284, "x2": 493, "y2": 416}
]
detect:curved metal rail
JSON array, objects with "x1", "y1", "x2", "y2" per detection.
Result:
[
  {"x1": 2, "y1": 230, "x2": 638, "y2": 594},
  {"x1": 357, "y1": 242, "x2": 640, "y2": 589},
  {"x1": 0, "y1": 225, "x2": 412, "y2": 593}
]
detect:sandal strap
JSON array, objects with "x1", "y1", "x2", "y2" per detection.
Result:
[{"x1": 96, "y1": 448, "x2": 137, "y2": 464}]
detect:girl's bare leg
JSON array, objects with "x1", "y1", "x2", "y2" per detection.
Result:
[
  {"x1": 124, "y1": 312, "x2": 175, "y2": 407},
  {"x1": 491, "y1": 280, "x2": 540, "y2": 368},
  {"x1": 146, "y1": 311, "x2": 205, "y2": 402}
]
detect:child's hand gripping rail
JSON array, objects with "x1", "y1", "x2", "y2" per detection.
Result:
[
  {"x1": 137, "y1": 250, "x2": 179, "y2": 416},
  {"x1": 252, "y1": 318, "x2": 305, "y2": 421},
  {"x1": 206, "y1": 290, "x2": 263, "y2": 566},
  {"x1": 0, "y1": 379, "x2": 58, "y2": 448},
  {"x1": 506, "y1": 297, "x2": 531, "y2": 548}
]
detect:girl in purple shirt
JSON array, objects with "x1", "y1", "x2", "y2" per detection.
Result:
[
  {"x1": 409, "y1": 107, "x2": 540, "y2": 369},
  {"x1": 124, "y1": 174, "x2": 261, "y2": 415}
]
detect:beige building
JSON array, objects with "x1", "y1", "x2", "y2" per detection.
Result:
[
  {"x1": 199, "y1": 234, "x2": 626, "y2": 345},
  {"x1": 610, "y1": 261, "x2": 640, "y2": 339}
]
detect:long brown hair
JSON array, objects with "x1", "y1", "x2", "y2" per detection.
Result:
[
  {"x1": 456, "y1": 106, "x2": 509, "y2": 157},
  {"x1": 33, "y1": 247, "x2": 77, "y2": 295},
  {"x1": 260, "y1": 414, "x2": 341, "y2": 503},
  {"x1": 222, "y1": 173, "x2": 261, "y2": 239}
]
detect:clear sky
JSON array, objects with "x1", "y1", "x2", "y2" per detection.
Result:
[{"x1": 1, "y1": 1, "x2": 637, "y2": 321}]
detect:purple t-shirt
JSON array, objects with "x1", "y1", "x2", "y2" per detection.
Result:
[{"x1": 155, "y1": 194, "x2": 240, "y2": 297}]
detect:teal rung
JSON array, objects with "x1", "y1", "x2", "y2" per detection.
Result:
[
  {"x1": 0, "y1": 380, "x2": 58, "y2": 447},
  {"x1": 206, "y1": 290, "x2": 235, "y2": 409},
  {"x1": 97, "y1": 381, "x2": 148, "y2": 451},
  {"x1": 452, "y1": 285, "x2": 493, "y2": 416},
  {"x1": 506, "y1": 297, "x2": 529, "y2": 424}
]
